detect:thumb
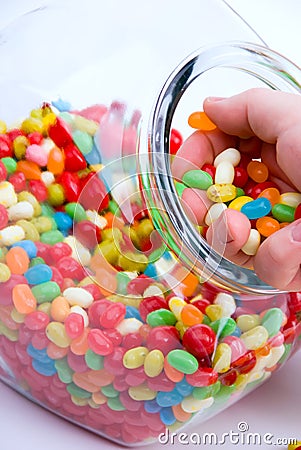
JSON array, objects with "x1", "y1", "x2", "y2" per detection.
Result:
[{"x1": 254, "y1": 219, "x2": 301, "y2": 291}]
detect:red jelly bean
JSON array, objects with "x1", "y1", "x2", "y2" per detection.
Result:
[
  {"x1": 65, "y1": 313, "x2": 85, "y2": 339},
  {"x1": 122, "y1": 332, "x2": 143, "y2": 349},
  {"x1": 56, "y1": 256, "x2": 85, "y2": 280},
  {"x1": 201, "y1": 164, "x2": 216, "y2": 180},
  {"x1": 8, "y1": 172, "x2": 27, "y2": 192},
  {"x1": 28, "y1": 132, "x2": 44, "y2": 145},
  {"x1": 139, "y1": 296, "x2": 168, "y2": 322},
  {"x1": 182, "y1": 324, "x2": 216, "y2": 358},
  {"x1": 7, "y1": 129, "x2": 24, "y2": 142},
  {"x1": 250, "y1": 181, "x2": 279, "y2": 199},
  {"x1": 0, "y1": 275, "x2": 27, "y2": 306},
  {"x1": 87, "y1": 329, "x2": 114, "y2": 355},
  {"x1": 48, "y1": 117, "x2": 73, "y2": 147},
  {"x1": 99, "y1": 302, "x2": 126, "y2": 328},
  {"x1": 24, "y1": 311, "x2": 50, "y2": 330},
  {"x1": 82, "y1": 284, "x2": 103, "y2": 301},
  {"x1": 233, "y1": 166, "x2": 248, "y2": 188},
  {"x1": 0, "y1": 135, "x2": 12, "y2": 158},
  {"x1": 294, "y1": 203, "x2": 301, "y2": 220},
  {"x1": 35, "y1": 242, "x2": 53, "y2": 265},
  {"x1": 169, "y1": 128, "x2": 183, "y2": 155},
  {"x1": 219, "y1": 369, "x2": 238, "y2": 386},
  {"x1": 0, "y1": 161, "x2": 7, "y2": 181},
  {"x1": 63, "y1": 143, "x2": 87, "y2": 172},
  {"x1": 58, "y1": 171, "x2": 81, "y2": 202},
  {"x1": 127, "y1": 275, "x2": 153, "y2": 295},
  {"x1": 0, "y1": 204, "x2": 8, "y2": 229},
  {"x1": 88, "y1": 299, "x2": 111, "y2": 327},
  {"x1": 244, "y1": 179, "x2": 257, "y2": 197},
  {"x1": 147, "y1": 326, "x2": 181, "y2": 355},
  {"x1": 103, "y1": 346, "x2": 127, "y2": 375},
  {"x1": 28, "y1": 179, "x2": 48, "y2": 202},
  {"x1": 186, "y1": 367, "x2": 218, "y2": 387},
  {"x1": 102, "y1": 328, "x2": 123, "y2": 347},
  {"x1": 190, "y1": 298, "x2": 211, "y2": 314},
  {"x1": 74, "y1": 220, "x2": 101, "y2": 250},
  {"x1": 49, "y1": 242, "x2": 72, "y2": 260},
  {"x1": 79, "y1": 172, "x2": 109, "y2": 211},
  {"x1": 232, "y1": 350, "x2": 257, "y2": 374}
]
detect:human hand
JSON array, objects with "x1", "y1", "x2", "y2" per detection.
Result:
[{"x1": 172, "y1": 88, "x2": 301, "y2": 291}]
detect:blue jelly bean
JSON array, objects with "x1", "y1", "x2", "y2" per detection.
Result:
[
  {"x1": 125, "y1": 305, "x2": 142, "y2": 320},
  {"x1": 27, "y1": 344, "x2": 51, "y2": 364},
  {"x1": 32, "y1": 358, "x2": 57, "y2": 376},
  {"x1": 144, "y1": 264, "x2": 158, "y2": 279},
  {"x1": 85, "y1": 143, "x2": 102, "y2": 165},
  {"x1": 54, "y1": 212, "x2": 73, "y2": 232},
  {"x1": 231, "y1": 326, "x2": 242, "y2": 337},
  {"x1": 160, "y1": 407, "x2": 176, "y2": 426},
  {"x1": 11, "y1": 240, "x2": 37, "y2": 258},
  {"x1": 175, "y1": 377, "x2": 194, "y2": 396},
  {"x1": 24, "y1": 264, "x2": 53, "y2": 285},
  {"x1": 144, "y1": 399, "x2": 162, "y2": 413},
  {"x1": 156, "y1": 390, "x2": 183, "y2": 407},
  {"x1": 52, "y1": 98, "x2": 72, "y2": 112},
  {"x1": 241, "y1": 197, "x2": 272, "y2": 220}
]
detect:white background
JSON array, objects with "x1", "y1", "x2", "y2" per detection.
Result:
[{"x1": 1, "y1": 1, "x2": 301, "y2": 450}]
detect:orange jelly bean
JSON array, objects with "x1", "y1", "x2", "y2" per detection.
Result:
[
  {"x1": 258, "y1": 187, "x2": 280, "y2": 206},
  {"x1": 47, "y1": 146, "x2": 65, "y2": 175},
  {"x1": 6, "y1": 246, "x2": 30, "y2": 275},
  {"x1": 181, "y1": 304, "x2": 204, "y2": 326},
  {"x1": 256, "y1": 216, "x2": 280, "y2": 237},
  {"x1": 188, "y1": 111, "x2": 217, "y2": 131},
  {"x1": 70, "y1": 327, "x2": 90, "y2": 355},
  {"x1": 50, "y1": 296, "x2": 70, "y2": 322},
  {"x1": 247, "y1": 160, "x2": 269, "y2": 183},
  {"x1": 172, "y1": 403, "x2": 192, "y2": 422},
  {"x1": 164, "y1": 357, "x2": 184, "y2": 382},
  {"x1": 17, "y1": 160, "x2": 41, "y2": 180},
  {"x1": 47, "y1": 342, "x2": 69, "y2": 359},
  {"x1": 12, "y1": 284, "x2": 37, "y2": 314}
]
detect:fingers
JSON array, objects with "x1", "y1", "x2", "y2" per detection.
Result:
[
  {"x1": 181, "y1": 188, "x2": 213, "y2": 225},
  {"x1": 254, "y1": 219, "x2": 301, "y2": 291}
]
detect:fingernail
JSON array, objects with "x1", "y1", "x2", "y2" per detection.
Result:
[
  {"x1": 205, "y1": 96, "x2": 227, "y2": 103},
  {"x1": 292, "y1": 223, "x2": 301, "y2": 242}
]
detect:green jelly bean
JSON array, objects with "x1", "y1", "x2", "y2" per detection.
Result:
[
  {"x1": 236, "y1": 187, "x2": 245, "y2": 197},
  {"x1": 192, "y1": 381, "x2": 221, "y2": 400},
  {"x1": 41, "y1": 203, "x2": 55, "y2": 217},
  {"x1": 101, "y1": 384, "x2": 119, "y2": 398},
  {"x1": 202, "y1": 315, "x2": 211, "y2": 325},
  {"x1": 182, "y1": 170, "x2": 213, "y2": 190},
  {"x1": 85, "y1": 349, "x2": 104, "y2": 370},
  {"x1": 278, "y1": 343, "x2": 292, "y2": 364},
  {"x1": 30, "y1": 257, "x2": 45, "y2": 267},
  {"x1": 174, "y1": 181, "x2": 186, "y2": 198},
  {"x1": 261, "y1": 308, "x2": 283, "y2": 337},
  {"x1": 107, "y1": 396, "x2": 126, "y2": 411},
  {"x1": 67, "y1": 382, "x2": 91, "y2": 399},
  {"x1": 210, "y1": 317, "x2": 236, "y2": 338},
  {"x1": 40, "y1": 230, "x2": 64, "y2": 245},
  {"x1": 32, "y1": 281, "x2": 61, "y2": 303},
  {"x1": 65, "y1": 202, "x2": 87, "y2": 222},
  {"x1": 148, "y1": 245, "x2": 166, "y2": 264},
  {"x1": 59, "y1": 112, "x2": 73, "y2": 124},
  {"x1": 214, "y1": 384, "x2": 236, "y2": 403},
  {"x1": 146, "y1": 309, "x2": 177, "y2": 327},
  {"x1": 116, "y1": 272, "x2": 130, "y2": 295},
  {"x1": 72, "y1": 129, "x2": 93, "y2": 155},
  {"x1": 108, "y1": 200, "x2": 120, "y2": 215},
  {"x1": 49, "y1": 218, "x2": 58, "y2": 230},
  {"x1": 272, "y1": 203, "x2": 295, "y2": 222},
  {"x1": 55, "y1": 358, "x2": 74, "y2": 383},
  {"x1": 167, "y1": 349, "x2": 198, "y2": 375},
  {"x1": 1, "y1": 157, "x2": 17, "y2": 174}
]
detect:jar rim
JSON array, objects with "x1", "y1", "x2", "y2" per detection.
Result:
[{"x1": 140, "y1": 40, "x2": 301, "y2": 295}]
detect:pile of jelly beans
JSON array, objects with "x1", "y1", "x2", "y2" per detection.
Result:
[
  {"x1": 0, "y1": 103, "x2": 301, "y2": 445},
  {"x1": 176, "y1": 111, "x2": 301, "y2": 256}
]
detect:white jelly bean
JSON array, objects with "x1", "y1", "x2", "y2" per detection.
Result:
[
  {"x1": 214, "y1": 292, "x2": 236, "y2": 317},
  {"x1": 236, "y1": 314, "x2": 260, "y2": 332},
  {"x1": 143, "y1": 284, "x2": 164, "y2": 298},
  {"x1": 205, "y1": 202, "x2": 227, "y2": 226},
  {"x1": 241, "y1": 229, "x2": 260, "y2": 256},
  {"x1": 64, "y1": 235, "x2": 91, "y2": 266},
  {"x1": 86, "y1": 210, "x2": 108, "y2": 229},
  {"x1": 280, "y1": 192, "x2": 301, "y2": 208},
  {"x1": 214, "y1": 148, "x2": 241, "y2": 167},
  {"x1": 70, "y1": 305, "x2": 89, "y2": 327},
  {"x1": 41, "y1": 171, "x2": 55, "y2": 186},
  {"x1": 240, "y1": 325, "x2": 269, "y2": 350},
  {"x1": 63, "y1": 287, "x2": 94, "y2": 308},
  {"x1": 168, "y1": 297, "x2": 186, "y2": 320},
  {"x1": 265, "y1": 344, "x2": 285, "y2": 368},
  {"x1": 215, "y1": 161, "x2": 235, "y2": 184},
  {"x1": 0, "y1": 181, "x2": 17, "y2": 207},
  {"x1": 8, "y1": 201, "x2": 34, "y2": 221},
  {"x1": 116, "y1": 318, "x2": 143, "y2": 335},
  {"x1": 181, "y1": 396, "x2": 214, "y2": 413},
  {"x1": 41, "y1": 138, "x2": 55, "y2": 155},
  {"x1": 0, "y1": 225, "x2": 25, "y2": 246}
]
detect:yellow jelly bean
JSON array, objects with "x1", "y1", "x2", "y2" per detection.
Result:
[
  {"x1": 0, "y1": 181, "x2": 17, "y2": 208},
  {"x1": 46, "y1": 322, "x2": 71, "y2": 348},
  {"x1": 17, "y1": 191, "x2": 41, "y2": 217},
  {"x1": 236, "y1": 314, "x2": 260, "y2": 332},
  {"x1": 136, "y1": 218, "x2": 154, "y2": 239},
  {"x1": 128, "y1": 383, "x2": 157, "y2": 401},
  {"x1": 123, "y1": 346, "x2": 149, "y2": 369},
  {"x1": 71, "y1": 395, "x2": 89, "y2": 406},
  {"x1": 0, "y1": 263, "x2": 11, "y2": 282},
  {"x1": 144, "y1": 349, "x2": 164, "y2": 377},
  {"x1": 0, "y1": 225, "x2": 25, "y2": 246},
  {"x1": 0, "y1": 120, "x2": 7, "y2": 133},
  {"x1": 175, "y1": 320, "x2": 187, "y2": 338},
  {"x1": 168, "y1": 297, "x2": 186, "y2": 320},
  {"x1": 205, "y1": 304, "x2": 223, "y2": 321},
  {"x1": 11, "y1": 308, "x2": 25, "y2": 324},
  {"x1": 95, "y1": 240, "x2": 120, "y2": 266},
  {"x1": 16, "y1": 219, "x2": 40, "y2": 241},
  {"x1": 118, "y1": 252, "x2": 148, "y2": 273},
  {"x1": 240, "y1": 325, "x2": 269, "y2": 350},
  {"x1": 181, "y1": 396, "x2": 214, "y2": 413},
  {"x1": 13, "y1": 135, "x2": 29, "y2": 160},
  {"x1": 0, "y1": 322, "x2": 19, "y2": 341},
  {"x1": 73, "y1": 115, "x2": 99, "y2": 135},
  {"x1": 280, "y1": 192, "x2": 301, "y2": 208},
  {"x1": 213, "y1": 292, "x2": 236, "y2": 317},
  {"x1": 31, "y1": 217, "x2": 53, "y2": 233},
  {"x1": 37, "y1": 302, "x2": 52, "y2": 316},
  {"x1": 212, "y1": 343, "x2": 232, "y2": 373},
  {"x1": 228, "y1": 195, "x2": 253, "y2": 211},
  {"x1": 206, "y1": 183, "x2": 237, "y2": 203},
  {"x1": 235, "y1": 373, "x2": 250, "y2": 391},
  {"x1": 21, "y1": 117, "x2": 44, "y2": 134},
  {"x1": 42, "y1": 112, "x2": 57, "y2": 130}
]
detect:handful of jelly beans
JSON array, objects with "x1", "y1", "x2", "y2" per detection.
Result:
[
  {"x1": 176, "y1": 111, "x2": 301, "y2": 257},
  {"x1": 0, "y1": 102, "x2": 301, "y2": 445}
]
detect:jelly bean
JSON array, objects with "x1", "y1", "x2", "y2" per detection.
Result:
[
  {"x1": 174, "y1": 377, "x2": 194, "y2": 396},
  {"x1": 32, "y1": 281, "x2": 61, "y2": 304},
  {"x1": 181, "y1": 304, "x2": 203, "y2": 326},
  {"x1": 182, "y1": 324, "x2": 216, "y2": 358},
  {"x1": 215, "y1": 161, "x2": 235, "y2": 184},
  {"x1": 156, "y1": 390, "x2": 183, "y2": 408},
  {"x1": 146, "y1": 325, "x2": 180, "y2": 355},
  {"x1": 210, "y1": 317, "x2": 236, "y2": 338},
  {"x1": 212, "y1": 343, "x2": 231, "y2": 373},
  {"x1": 47, "y1": 183, "x2": 65, "y2": 206},
  {"x1": 12, "y1": 284, "x2": 37, "y2": 314},
  {"x1": 146, "y1": 309, "x2": 177, "y2": 327},
  {"x1": 214, "y1": 148, "x2": 241, "y2": 167},
  {"x1": 241, "y1": 229, "x2": 261, "y2": 256},
  {"x1": 232, "y1": 350, "x2": 257, "y2": 374},
  {"x1": 64, "y1": 313, "x2": 85, "y2": 339},
  {"x1": 188, "y1": 111, "x2": 216, "y2": 131},
  {"x1": 0, "y1": 181, "x2": 17, "y2": 207},
  {"x1": 261, "y1": 308, "x2": 283, "y2": 337},
  {"x1": 143, "y1": 349, "x2": 164, "y2": 377},
  {"x1": 206, "y1": 183, "x2": 236, "y2": 203},
  {"x1": 139, "y1": 296, "x2": 168, "y2": 322},
  {"x1": 204, "y1": 202, "x2": 227, "y2": 226},
  {"x1": 123, "y1": 346, "x2": 149, "y2": 369},
  {"x1": 24, "y1": 311, "x2": 49, "y2": 330},
  {"x1": 84, "y1": 349, "x2": 104, "y2": 371},
  {"x1": 182, "y1": 170, "x2": 213, "y2": 190},
  {"x1": 128, "y1": 383, "x2": 157, "y2": 401},
  {"x1": 87, "y1": 329, "x2": 114, "y2": 355},
  {"x1": 214, "y1": 292, "x2": 236, "y2": 317},
  {"x1": 186, "y1": 367, "x2": 218, "y2": 387},
  {"x1": 63, "y1": 287, "x2": 93, "y2": 308},
  {"x1": 167, "y1": 349, "x2": 198, "y2": 374},
  {"x1": 65, "y1": 202, "x2": 87, "y2": 222},
  {"x1": 247, "y1": 160, "x2": 269, "y2": 183},
  {"x1": 240, "y1": 325, "x2": 269, "y2": 350},
  {"x1": 64, "y1": 143, "x2": 87, "y2": 172},
  {"x1": 181, "y1": 395, "x2": 214, "y2": 413},
  {"x1": 6, "y1": 246, "x2": 30, "y2": 275},
  {"x1": 45, "y1": 322, "x2": 71, "y2": 348},
  {"x1": 40, "y1": 230, "x2": 64, "y2": 245},
  {"x1": 70, "y1": 305, "x2": 88, "y2": 327},
  {"x1": 236, "y1": 314, "x2": 260, "y2": 332},
  {"x1": 169, "y1": 128, "x2": 183, "y2": 155},
  {"x1": 8, "y1": 173, "x2": 27, "y2": 195},
  {"x1": 192, "y1": 380, "x2": 221, "y2": 399},
  {"x1": 2, "y1": 157, "x2": 17, "y2": 175},
  {"x1": 241, "y1": 197, "x2": 271, "y2": 219},
  {"x1": 256, "y1": 216, "x2": 280, "y2": 237},
  {"x1": 272, "y1": 203, "x2": 295, "y2": 222},
  {"x1": 53, "y1": 212, "x2": 73, "y2": 232},
  {"x1": 0, "y1": 204, "x2": 8, "y2": 230},
  {"x1": 233, "y1": 166, "x2": 248, "y2": 187},
  {"x1": 228, "y1": 195, "x2": 253, "y2": 211},
  {"x1": 144, "y1": 399, "x2": 161, "y2": 413},
  {"x1": 0, "y1": 263, "x2": 11, "y2": 282},
  {"x1": 99, "y1": 302, "x2": 126, "y2": 329}
]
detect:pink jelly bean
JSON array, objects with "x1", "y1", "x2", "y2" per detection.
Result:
[
  {"x1": 24, "y1": 311, "x2": 50, "y2": 330},
  {"x1": 67, "y1": 352, "x2": 88, "y2": 373},
  {"x1": 56, "y1": 256, "x2": 85, "y2": 280},
  {"x1": 31, "y1": 330, "x2": 49, "y2": 350},
  {"x1": 126, "y1": 275, "x2": 153, "y2": 295},
  {"x1": 15, "y1": 342, "x2": 31, "y2": 365},
  {"x1": 82, "y1": 283, "x2": 103, "y2": 301},
  {"x1": 113, "y1": 376, "x2": 129, "y2": 392},
  {"x1": 0, "y1": 204, "x2": 8, "y2": 229},
  {"x1": 125, "y1": 366, "x2": 146, "y2": 387},
  {"x1": 186, "y1": 367, "x2": 218, "y2": 387},
  {"x1": 65, "y1": 313, "x2": 85, "y2": 339},
  {"x1": 49, "y1": 242, "x2": 72, "y2": 260},
  {"x1": 26, "y1": 144, "x2": 48, "y2": 166},
  {"x1": 122, "y1": 332, "x2": 143, "y2": 349},
  {"x1": 147, "y1": 326, "x2": 181, "y2": 355},
  {"x1": 36, "y1": 242, "x2": 53, "y2": 265},
  {"x1": 102, "y1": 328, "x2": 123, "y2": 347},
  {"x1": 268, "y1": 332, "x2": 285, "y2": 347},
  {"x1": 223, "y1": 336, "x2": 247, "y2": 362},
  {"x1": 119, "y1": 391, "x2": 141, "y2": 412},
  {"x1": 28, "y1": 180, "x2": 48, "y2": 202},
  {"x1": 0, "y1": 275, "x2": 27, "y2": 306},
  {"x1": 87, "y1": 329, "x2": 114, "y2": 356},
  {"x1": 147, "y1": 372, "x2": 175, "y2": 392},
  {"x1": 72, "y1": 104, "x2": 108, "y2": 123},
  {"x1": 88, "y1": 299, "x2": 111, "y2": 327},
  {"x1": 50, "y1": 266, "x2": 64, "y2": 290},
  {"x1": 18, "y1": 324, "x2": 33, "y2": 346},
  {"x1": 99, "y1": 302, "x2": 126, "y2": 328},
  {"x1": 103, "y1": 347, "x2": 126, "y2": 376}
]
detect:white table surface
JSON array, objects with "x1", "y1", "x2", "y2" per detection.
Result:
[{"x1": 1, "y1": 1, "x2": 301, "y2": 450}]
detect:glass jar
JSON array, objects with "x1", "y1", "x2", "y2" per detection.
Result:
[{"x1": 0, "y1": 0, "x2": 301, "y2": 446}]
